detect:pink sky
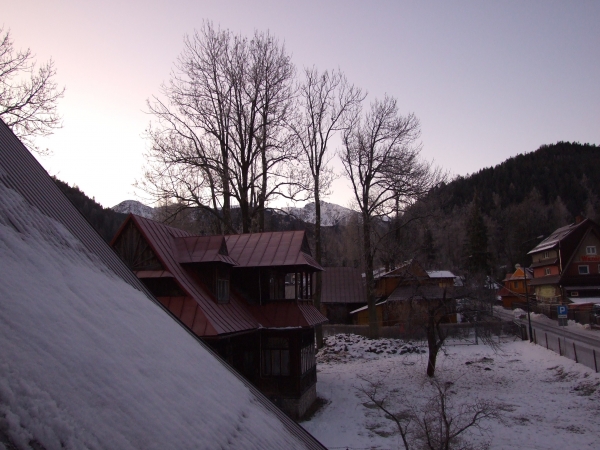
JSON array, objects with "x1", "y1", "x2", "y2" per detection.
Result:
[{"x1": 4, "y1": 0, "x2": 600, "y2": 208}]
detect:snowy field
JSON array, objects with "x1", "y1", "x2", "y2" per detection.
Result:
[{"x1": 302, "y1": 334, "x2": 600, "y2": 450}]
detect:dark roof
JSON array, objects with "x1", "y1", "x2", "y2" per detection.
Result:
[
  {"x1": 528, "y1": 220, "x2": 589, "y2": 255},
  {"x1": 174, "y1": 235, "x2": 237, "y2": 265},
  {"x1": 249, "y1": 301, "x2": 328, "y2": 328},
  {"x1": 226, "y1": 231, "x2": 323, "y2": 270},
  {"x1": 502, "y1": 267, "x2": 533, "y2": 282},
  {"x1": 528, "y1": 275, "x2": 562, "y2": 286},
  {"x1": 377, "y1": 259, "x2": 429, "y2": 281},
  {"x1": 530, "y1": 259, "x2": 558, "y2": 268},
  {"x1": 387, "y1": 284, "x2": 452, "y2": 302},
  {"x1": 321, "y1": 267, "x2": 367, "y2": 304},
  {"x1": 125, "y1": 215, "x2": 260, "y2": 336}
]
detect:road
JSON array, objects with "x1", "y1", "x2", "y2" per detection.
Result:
[{"x1": 493, "y1": 306, "x2": 600, "y2": 371}]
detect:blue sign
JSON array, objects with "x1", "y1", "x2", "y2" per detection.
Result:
[{"x1": 557, "y1": 305, "x2": 568, "y2": 319}]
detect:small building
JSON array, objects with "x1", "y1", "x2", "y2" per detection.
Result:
[
  {"x1": 351, "y1": 260, "x2": 457, "y2": 327},
  {"x1": 497, "y1": 264, "x2": 534, "y2": 308},
  {"x1": 319, "y1": 267, "x2": 367, "y2": 323},
  {"x1": 111, "y1": 215, "x2": 327, "y2": 419},
  {"x1": 528, "y1": 218, "x2": 600, "y2": 307}
]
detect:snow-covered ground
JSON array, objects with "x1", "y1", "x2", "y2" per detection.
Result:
[{"x1": 302, "y1": 334, "x2": 600, "y2": 449}]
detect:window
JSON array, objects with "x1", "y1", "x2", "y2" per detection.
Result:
[
  {"x1": 545, "y1": 268, "x2": 551, "y2": 276},
  {"x1": 300, "y1": 344, "x2": 316, "y2": 374},
  {"x1": 217, "y1": 278, "x2": 229, "y2": 303},
  {"x1": 571, "y1": 291, "x2": 579, "y2": 297},
  {"x1": 262, "y1": 337, "x2": 290, "y2": 376},
  {"x1": 579, "y1": 265, "x2": 590, "y2": 275},
  {"x1": 543, "y1": 251, "x2": 550, "y2": 259},
  {"x1": 513, "y1": 281, "x2": 520, "y2": 289}
]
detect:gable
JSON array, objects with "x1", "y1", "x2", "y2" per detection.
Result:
[{"x1": 112, "y1": 219, "x2": 163, "y2": 271}]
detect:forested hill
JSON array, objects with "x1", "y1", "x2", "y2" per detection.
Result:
[
  {"x1": 434, "y1": 142, "x2": 600, "y2": 217},
  {"x1": 53, "y1": 178, "x2": 127, "y2": 242},
  {"x1": 393, "y1": 141, "x2": 600, "y2": 277}
]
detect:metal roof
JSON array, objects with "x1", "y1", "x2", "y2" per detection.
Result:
[
  {"x1": 427, "y1": 270, "x2": 456, "y2": 279},
  {"x1": 320, "y1": 267, "x2": 367, "y2": 304},
  {"x1": 117, "y1": 215, "x2": 327, "y2": 335},
  {"x1": 174, "y1": 235, "x2": 237, "y2": 265},
  {"x1": 387, "y1": 284, "x2": 451, "y2": 302},
  {"x1": 125, "y1": 215, "x2": 261, "y2": 336},
  {"x1": 226, "y1": 231, "x2": 323, "y2": 270},
  {"x1": 528, "y1": 221, "x2": 586, "y2": 255},
  {"x1": 249, "y1": 301, "x2": 328, "y2": 328}
]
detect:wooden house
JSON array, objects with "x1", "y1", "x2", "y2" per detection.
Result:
[
  {"x1": 528, "y1": 218, "x2": 600, "y2": 307},
  {"x1": 497, "y1": 265, "x2": 534, "y2": 308},
  {"x1": 319, "y1": 267, "x2": 367, "y2": 323},
  {"x1": 111, "y1": 214, "x2": 327, "y2": 419},
  {"x1": 352, "y1": 261, "x2": 457, "y2": 327}
]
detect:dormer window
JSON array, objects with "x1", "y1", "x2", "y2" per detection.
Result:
[
  {"x1": 217, "y1": 278, "x2": 229, "y2": 303},
  {"x1": 586, "y1": 246, "x2": 597, "y2": 255},
  {"x1": 579, "y1": 265, "x2": 590, "y2": 275}
]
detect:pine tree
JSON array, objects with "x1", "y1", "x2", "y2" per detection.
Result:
[{"x1": 464, "y1": 194, "x2": 489, "y2": 275}]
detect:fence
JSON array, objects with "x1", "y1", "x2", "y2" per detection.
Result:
[
  {"x1": 322, "y1": 320, "x2": 523, "y2": 344},
  {"x1": 528, "y1": 325, "x2": 600, "y2": 373}
]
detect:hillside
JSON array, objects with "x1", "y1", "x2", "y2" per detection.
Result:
[
  {"x1": 395, "y1": 141, "x2": 600, "y2": 277},
  {"x1": 53, "y1": 177, "x2": 127, "y2": 242},
  {"x1": 434, "y1": 141, "x2": 600, "y2": 216}
]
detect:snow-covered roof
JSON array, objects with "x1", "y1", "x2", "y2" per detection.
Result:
[
  {"x1": 427, "y1": 270, "x2": 456, "y2": 279},
  {"x1": 568, "y1": 297, "x2": 600, "y2": 305},
  {"x1": 0, "y1": 120, "x2": 324, "y2": 449}
]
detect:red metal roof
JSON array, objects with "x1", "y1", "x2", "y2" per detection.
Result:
[
  {"x1": 321, "y1": 267, "x2": 367, "y2": 304},
  {"x1": 117, "y1": 215, "x2": 326, "y2": 335},
  {"x1": 226, "y1": 231, "x2": 323, "y2": 270},
  {"x1": 174, "y1": 235, "x2": 237, "y2": 265},
  {"x1": 248, "y1": 301, "x2": 328, "y2": 328},
  {"x1": 126, "y1": 215, "x2": 260, "y2": 336}
]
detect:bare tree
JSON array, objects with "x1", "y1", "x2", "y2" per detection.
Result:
[
  {"x1": 397, "y1": 279, "x2": 501, "y2": 378},
  {"x1": 143, "y1": 22, "x2": 298, "y2": 233},
  {"x1": 0, "y1": 28, "x2": 64, "y2": 153},
  {"x1": 292, "y1": 67, "x2": 364, "y2": 345},
  {"x1": 340, "y1": 95, "x2": 440, "y2": 337},
  {"x1": 357, "y1": 375, "x2": 503, "y2": 450}
]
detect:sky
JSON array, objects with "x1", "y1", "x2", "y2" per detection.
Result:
[{"x1": 4, "y1": 1, "x2": 600, "y2": 208}]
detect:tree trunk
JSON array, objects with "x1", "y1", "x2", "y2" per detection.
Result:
[
  {"x1": 362, "y1": 214, "x2": 378, "y2": 338},
  {"x1": 314, "y1": 190, "x2": 323, "y2": 348},
  {"x1": 426, "y1": 310, "x2": 438, "y2": 377}
]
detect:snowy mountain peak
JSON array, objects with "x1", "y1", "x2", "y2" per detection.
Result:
[
  {"x1": 284, "y1": 201, "x2": 356, "y2": 226},
  {"x1": 112, "y1": 200, "x2": 155, "y2": 219}
]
